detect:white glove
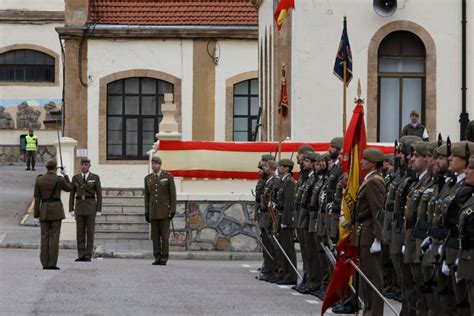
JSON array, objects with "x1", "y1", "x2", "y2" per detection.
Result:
[
  {"x1": 280, "y1": 224, "x2": 288, "y2": 229},
  {"x1": 70, "y1": 211, "x2": 75, "y2": 218},
  {"x1": 421, "y1": 237, "x2": 432, "y2": 248},
  {"x1": 60, "y1": 167, "x2": 66, "y2": 176},
  {"x1": 455, "y1": 258, "x2": 459, "y2": 266},
  {"x1": 370, "y1": 238, "x2": 381, "y2": 254},
  {"x1": 33, "y1": 218, "x2": 40, "y2": 225},
  {"x1": 438, "y1": 245, "x2": 444, "y2": 257},
  {"x1": 96, "y1": 212, "x2": 102, "y2": 217},
  {"x1": 441, "y1": 261, "x2": 450, "y2": 276},
  {"x1": 402, "y1": 245, "x2": 406, "y2": 255}
]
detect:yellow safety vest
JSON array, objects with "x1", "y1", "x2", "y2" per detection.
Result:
[{"x1": 25, "y1": 135, "x2": 38, "y2": 151}]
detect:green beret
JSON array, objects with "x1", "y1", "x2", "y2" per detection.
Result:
[
  {"x1": 384, "y1": 153, "x2": 394, "y2": 162},
  {"x1": 46, "y1": 159, "x2": 57, "y2": 169},
  {"x1": 399, "y1": 135, "x2": 422, "y2": 154},
  {"x1": 80, "y1": 158, "x2": 90, "y2": 164},
  {"x1": 151, "y1": 156, "x2": 162, "y2": 164},
  {"x1": 412, "y1": 142, "x2": 429, "y2": 156},
  {"x1": 426, "y1": 142, "x2": 437, "y2": 156},
  {"x1": 261, "y1": 154, "x2": 275, "y2": 161},
  {"x1": 436, "y1": 144, "x2": 448, "y2": 157},
  {"x1": 330, "y1": 137, "x2": 343, "y2": 150},
  {"x1": 298, "y1": 145, "x2": 314, "y2": 154},
  {"x1": 363, "y1": 148, "x2": 385, "y2": 163},
  {"x1": 321, "y1": 152, "x2": 331, "y2": 160},
  {"x1": 266, "y1": 160, "x2": 277, "y2": 169},
  {"x1": 450, "y1": 141, "x2": 474, "y2": 159},
  {"x1": 278, "y1": 158, "x2": 294, "y2": 167},
  {"x1": 303, "y1": 151, "x2": 318, "y2": 162}
]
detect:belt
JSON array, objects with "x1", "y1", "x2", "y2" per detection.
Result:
[
  {"x1": 75, "y1": 196, "x2": 96, "y2": 200},
  {"x1": 460, "y1": 237, "x2": 474, "y2": 250},
  {"x1": 430, "y1": 226, "x2": 449, "y2": 240},
  {"x1": 41, "y1": 198, "x2": 61, "y2": 203}
]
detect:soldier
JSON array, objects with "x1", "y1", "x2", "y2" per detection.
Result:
[
  {"x1": 439, "y1": 141, "x2": 473, "y2": 315},
  {"x1": 401, "y1": 110, "x2": 429, "y2": 141},
  {"x1": 69, "y1": 158, "x2": 102, "y2": 262},
  {"x1": 299, "y1": 151, "x2": 320, "y2": 294},
  {"x1": 275, "y1": 158, "x2": 297, "y2": 285},
  {"x1": 257, "y1": 158, "x2": 280, "y2": 282},
  {"x1": 144, "y1": 156, "x2": 177, "y2": 265},
  {"x1": 350, "y1": 148, "x2": 386, "y2": 316},
  {"x1": 327, "y1": 137, "x2": 344, "y2": 245},
  {"x1": 403, "y1": 141, "x2": 432, "y2": 315},
  {"x1": 458, "y1": 157, "x2": 474, "y2": 315},
  {"x1": 33, "y1": 159, "x2": 71, "y2": 270},
  {"x1": 25, "y1": 128, "x2": 38, "y2": 171},
  {"x1": 254, "y1": 154, "x2": 273, "y2": 280},
  {"x1": 390, "y1": 135, "x2": 421, "y2": 315},
  {"x1": 293, "y1": 145, "x2": 315, "y2": 292}
]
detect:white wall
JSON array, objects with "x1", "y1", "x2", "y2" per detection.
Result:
[
  {"x1": 0, "y1": 129, "x2": 59, "y2": 145},
  {"x1": 261, "y1": 0, "x2": 467, "y2": 141},
  {"x1": 0, "y1": 0, "x2": 64, "y2": 11},
  {"x1": 467, "y1": 1, "x2": 474, "y2": 117},
  {"x1": 87, "y1": 39, "x2": 193, "y2": 187},
  {"x1": 214, "y1": 39, "x2": 258, "y2": 141}
]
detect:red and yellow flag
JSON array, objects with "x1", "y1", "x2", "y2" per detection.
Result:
[
  {"x1": 321, "y1": 100, "x2": 367, "y2": 315},
  {"x1": 278, "y1": 72, "x2": 289, "y2": 118},
  {"x1": 274, "y1": 0, "x2": 295, "y2": 31}
]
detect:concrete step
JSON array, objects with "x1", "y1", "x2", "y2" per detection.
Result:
[
  {"x1": 102, "y1": 197, "x2": 144, "y2": 206},
  {"x1": 97, "y1": 213, "x2": 145, "y2": 223},
  {"x1": 102, "y1": 205, "x2": 144, "y2": 215},
  {"x1": 95, "y1": 230, "x2": 149, "y2": 240},
  {"x1": 95, "y1": 222, "x2": 149, "y2": 232}
]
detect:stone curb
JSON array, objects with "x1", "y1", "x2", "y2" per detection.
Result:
[{"x1": 0, "y1": 241, "x2": 77, "y2": 249}]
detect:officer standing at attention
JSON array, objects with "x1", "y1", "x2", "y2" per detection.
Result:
[
  {"x1": 144, "y1": 156, "x2": 177, "y2": 265},
  {"x1": 25, "y1": 128, "x2": 38, "y2": 171},
  {"x1": 69, "y1": 158, "x2": 102, "y2": 262},
  {"x1": 34, "y1": 159, "x2": 71, "y2": 270}
]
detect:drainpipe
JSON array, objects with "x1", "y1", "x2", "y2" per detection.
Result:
[{"x1": 459, "y1": 0, "x2": 469, "y2": 140}]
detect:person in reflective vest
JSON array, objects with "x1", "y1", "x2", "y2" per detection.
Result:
[{"x1": 25, "y1": 129, "x2": 38, "y2": 171}]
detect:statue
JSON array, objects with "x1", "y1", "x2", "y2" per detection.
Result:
[
  {"x1": 0, "y1": 106, "x2": 14, "y2": 129},
  {"x1": 17, "y1": 102, "x2": 41, "y2": 129}
]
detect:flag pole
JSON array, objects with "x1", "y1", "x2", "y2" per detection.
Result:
[
  {"x1": 278, "y1": 64, "x2": 285, "y2": 160},
  {"x1": 343, "y1": 60, "x2": 347, "y2": 135}
]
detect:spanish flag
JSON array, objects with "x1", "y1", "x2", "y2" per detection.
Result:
[
  {"x1": 274, "y1": 0, "x2": 295, "y2": 31},
  {"x1": 321, "y1": 100, "x2": 367, "y2": 315}
]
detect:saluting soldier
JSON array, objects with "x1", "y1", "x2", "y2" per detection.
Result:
[
  {"x1": 144, "y1": 156, "x2": 177, "y2": 265},
  {"x1": 275, "y1": 158, "x2": 297, "y2": 285},
  {"x1": 34, "y1": 159, "x2": 71, "y2": 270},
  {"x1": 458, "y1": 157, "x2": 474, "y2": 315},
  {"x1": 350, "y1": 148, "x2": 386, "y2": 316},
  {"x1": 69, "y1": 158, "x2": 102, "y2": 262}
]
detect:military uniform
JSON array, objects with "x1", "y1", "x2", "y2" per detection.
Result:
[
  {"x1": 69, "y1": 159, "x2": 102, "y2": 261},
  {"x1": 34, "y1": 160, "x2": 71, "y2": 269},
  {"x1": 255, "y1": 170, "x2": 268, "y2": 278},
  {"x1": 350, "y1": 148, "x2": 386, "y2": 316},
  {"x1": 276, "y1": 159, "x2": 297, "y2": 284},
  {"x1": 144, "y1": 157, "x2": 177, "y2": 265}
]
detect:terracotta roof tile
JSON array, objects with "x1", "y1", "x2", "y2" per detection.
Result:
[{"x1": 88, "y1": 0, "x2": 258, "y2": 26}]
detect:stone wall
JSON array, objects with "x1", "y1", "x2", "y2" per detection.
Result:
[{"x1": 0, "y1": 145, "x2": 56, "y2": 164}]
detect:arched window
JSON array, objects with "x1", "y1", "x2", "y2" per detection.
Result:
[
  {"x1": 107, "y1": 77, "x2": 173, "y2": 160},
  {"x1": 378, "y1": 31, "x2": 426, "y2": 142},
  {"x1": 0, "y1": 49, "x2": 55, "y2": 82},
  {"x1": 233, "y1": 78, "x2": 258, "y2": 141}
]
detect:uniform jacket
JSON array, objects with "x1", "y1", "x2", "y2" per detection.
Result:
[
  {"x1": 351, "y1": 171, "x2": 386, "y2": 247},
  {"x1": 259, "y1": 175, "x2": 280, "y2": 229},
  {"x1": 254, "y1": 176, "x2": 267, "y2": 222},
  {"x1": 34, "y1": 171, "x2": 72, "y2": 221},
  {"x1": 277, "y1": 173, "x2": 296, "y2": 227},
  {"x1": 69, "y1": 172, "x2": 102, "y2": 216},
  {"x1": 144, "y1": 170, "x2": 177, "y2": 220},
  {"x1": 299, "y1": 171, "x2": 316, "y2": 230},
  {"x1": 458, "y1": 192, "x2": 474, "y2": 280}
]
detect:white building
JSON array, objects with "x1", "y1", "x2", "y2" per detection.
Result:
[{"x1": 256, "y1": 0, "x2": 473, "y2": 143}]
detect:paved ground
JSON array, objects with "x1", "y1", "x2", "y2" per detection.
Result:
[{"x1": 0, "y1": 248, "x2": 401, "y2": 316}]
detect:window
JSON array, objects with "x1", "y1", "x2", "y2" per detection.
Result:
[
  {"x1": 378, "y1": 31, "x2": 426, "y2": 142},
  {"x1": 107, "y1": 77, "x2": 173, "y2": 160},
  {"x1": 0, "y1": 49, "x2": 55, "y2": 82},
  {"x1": 233, "y1": 79, "x2": 259, "y2": 141}
]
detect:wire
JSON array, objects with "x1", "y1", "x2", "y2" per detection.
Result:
[{"x1": 206, "y1": 39, "x2": 220, "y2": 65}]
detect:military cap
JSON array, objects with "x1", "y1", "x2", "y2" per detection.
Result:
[
  {"x1": 314, "y1": 153, "x2": 323, "y2": 162},
  {"x1": 261, "y1": 154, "x2": 275, "y2": 161},
  {"x1": 321, "y1": 152, "x2": 331, "y2": 160},
  {"x1": 410, "y1": 110, "x2": 419, "y2": 117},
  {"x1": 426, "y1": 142, "x2": 437, "y2": 156},
  {"x1": 436, "y1": 144, "x2": 448, "y2": 157},
  {"x1": 151, "y1": 156, "x2": 162, "y2": 164},
  {"x1": 330, "y1": 137, "x2": 343, "y2": 150},
  {"x1": 266, "y1": 160, "x2": 278, "y2": 169},
  {"x1": 363, "y1": 148, "x2": 385, "y2": 163},
  {"x1": 412, "y1": 142, "x2": 429, "y2": 156},
  {"x1": 450, "y1": 141, "x2": 474, "y2": 159},
  {"x1": 384, "y1": 153, "x2": 394, "y2": 162},
  {"x1": 278, "y1": 158, "x2": 294, "y2": 167},
  {"x1": 80, "y1": 158, "x2": 91, "y2": 164},
  {"x1": 303, "y1": 151, "x2": 318, "y2": 162},
  {"x1": 399, "y1": 135, "x2": 422, "y2": 154},
  {"x1": 46, "y1": 159, "x2": 57, "y2": 169},
  {"x1": 469, "y1": 157, "x2": 474, "y2": 168},
  {"x1": 298, "y1": 145, "x2": 314, "y2": 154}
]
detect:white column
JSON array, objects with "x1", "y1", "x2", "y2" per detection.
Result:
[{"x1": 55, "y1": 137, "x2": 77, "y2": 241}]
